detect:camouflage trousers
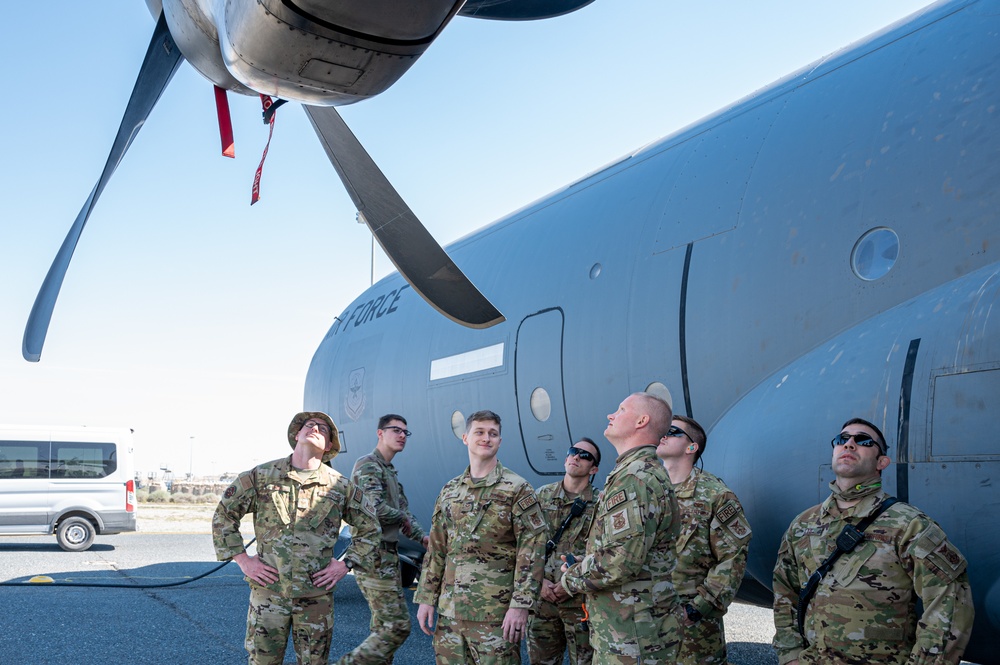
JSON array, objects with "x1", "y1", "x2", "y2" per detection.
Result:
[
  {"x1": 336, "y1": 562, "x2": 411, "y2": 665},
  {"x1": 245, "y1": 587, "x2": 334, "y2": 665},
  {"x1": 433, "y1": 614, "x2": 521, "y2": 665},
  {"x1": 586, "y1": 601, "x2": 681, "y2": 665},
  {"x1": 526, "y1": 599, "x2": 592, "y2": 665},
  {"x1": 677, "y1": 613, "x2": 727, "y2": 665}
]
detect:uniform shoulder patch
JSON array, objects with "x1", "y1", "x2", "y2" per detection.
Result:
[
  {"x1": 361, "y1": 492, "x2": 377, "y2": 518},
  {"x1": 605, "y1": 489, "x2": 627, "y2": 511},
  {"x1": 224, "y1": 485, "x2": 237, "y2": 499},
  {"x1": 517, "y1": 494, "x2": 538, "y2": 511},
  {"x1": 352, "y1": 486, "x2": 365, "y2": 504},
  {"x1": 726, "y1": 515, "x2": 751, "y2": 541},
  {"x1": 717, "y1": 501, "x2": 739, "y2": 523},
  {"x1": 609, "y1": 507, "x2": 631, "y2": 535},
  {"x1": 238, "y1": 475, "x2": 253, "y2": 490},
  {"x1": 934, "y1": 541, "x2": 965, "y2": 571}
]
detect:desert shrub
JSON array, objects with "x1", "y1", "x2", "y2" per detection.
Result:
[
  {"x1": 170, "y1": 492, "x2": 198, "y2": 504},
  {"x1": 198, "y1": 493, "x2": 221, "y2": 504},
  {"x1": 135, "y1": 488, "x2": 150, "y2": 502},
  {"x1": 145, "y1": 490, "x2": 171, "y2": 503}
]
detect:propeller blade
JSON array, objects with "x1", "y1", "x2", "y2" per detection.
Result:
[
  {"x1": 304, "y1": 106, "x2": 505, "y2": 329},
  {"x1": 22, "y1": 13, "x2": 184, "y2": 361}
]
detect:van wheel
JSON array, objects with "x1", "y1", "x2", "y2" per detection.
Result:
[{"x1": 57, "y1": 517, "x2": 96, "y2": 552}]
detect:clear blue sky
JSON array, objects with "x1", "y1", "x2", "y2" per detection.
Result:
[{"x1": 0, "y1": 1, "x2": 932, "y2": 478}]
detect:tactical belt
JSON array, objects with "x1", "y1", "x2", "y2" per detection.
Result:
[
  {"x1": 796, "y1": 497, "x2": 898, "y2": 642},
  {"x1": 544, "y1": 497, "x2": 588, "y2": 561}
]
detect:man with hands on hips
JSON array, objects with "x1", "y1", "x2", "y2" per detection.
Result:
[{"x1": 213, "y1": 411, "x2": 381, "y2": 665}]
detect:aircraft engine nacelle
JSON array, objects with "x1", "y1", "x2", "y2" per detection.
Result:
[
  {"x1": 216, "y1": 0, "x2": 465, "y2": 105},
  {"x1": 157, "y1": 0, "x2": 252, "y2": 94},
  {"x1": 711, "y1": 263, "x2": 1000, "y2": 661},
  {"x1": 152, "y1": 0, "x2": 465, "y2": 103},
  {"x1": 150, "y1": 0, "x2": 601, "y2": 104}
]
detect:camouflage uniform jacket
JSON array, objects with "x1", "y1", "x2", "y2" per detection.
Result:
[
  {"x1": 351, "y1": 448, "x2": 425, "y2": 544},
  {"x1": 213, "y1": 455, "x2": 381, "y2": 598},
  {"x1": 772, "y1": 489, "x2": 974, "y2": 665},
  {"x1": 413, "y1": 461, "x2": 547, "y2": 621},
  {"x1": 673, "y1": 467, "x2": 751, "y2": 618},
  {"x1": 560, "y1": 445, "x2": 681, "y2": 625},
  {"x1": 536, "y1": 480, "x2": 597, "y2": 610}
]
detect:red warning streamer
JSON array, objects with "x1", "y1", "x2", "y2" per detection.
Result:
[
  {"x1": 214, "y1": 86, "x2": 235, "y2": 158},
  {"x1": 251, "y1": 95, "x2": 277, "y2": 205}
]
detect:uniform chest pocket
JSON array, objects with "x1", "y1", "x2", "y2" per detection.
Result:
[
  {"x1": 831, "y1": 540, "x2": 877, "y2": 587},
  {"x1": 308, "y1": 494, "x2": 340, "y2": 531},
  {"x1": 265, "y1": 484, "x2": 292, "y2": 525},
  {"x1": 676, "y1": 504, "x2": 710, "y2": 552}
]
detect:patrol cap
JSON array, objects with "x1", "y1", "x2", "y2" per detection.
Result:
[{"x1": 287, "y1": 411, "x2": 341, "y2": 462}]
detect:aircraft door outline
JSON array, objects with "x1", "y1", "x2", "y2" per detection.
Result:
[{"x1": 514, "y1": 308, "x2": 572, "y2": 475}]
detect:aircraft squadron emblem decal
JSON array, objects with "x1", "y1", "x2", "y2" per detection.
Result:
[{"x1": 346, "y1": 367, "x2": 366, "y2": 422}]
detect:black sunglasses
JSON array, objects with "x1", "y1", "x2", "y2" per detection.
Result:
[
  {"x1": 566, "y1": 447, "x2": 596, "y2": 462},
  {"x1": 661, "y1": 425, "x2": 693, "y2": 442},
  {"x1": 831, "y1": 432, "x2": 882, "y2": 452}
]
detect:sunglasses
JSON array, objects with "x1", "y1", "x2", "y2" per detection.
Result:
[
  {"x1": 661, "y1": 425, "x2": 693, "y2": 442},
  {"x1": 831, "y1": 432, "x2": 883, "y2": 452},
  {"x1": 567, "y1": 447, "x2": 596, "y2": 462}
]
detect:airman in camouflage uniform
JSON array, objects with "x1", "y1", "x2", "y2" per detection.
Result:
[
  {"x1": 213, "y1": 411, "x2": 382, "y2": 665},
  {"x1": 415, "y1": 410, "x2": 547, "y2": 664},
  {"x1": 527, "y1": 438, "x2": 601, "y2": 665},
  {"x1": 772, "y1": 417, "x2": 974, "y2": 665},
  {"x1": 340, "y1": 414, "x2": 427, "y2": 665},
  {"x1": 560, "y1": 393, "x2": 682, "y2": 664},
  {"x1": 657, "y1": 416, "x2": 751, "y2": 665}
]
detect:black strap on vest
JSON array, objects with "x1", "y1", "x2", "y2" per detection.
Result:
[
  {"x1": 544, "y1": 497, "x2": 588, "y2": 561},
  {"x1": 795, "y1": 497, "x2": 898, "y2": 641}
]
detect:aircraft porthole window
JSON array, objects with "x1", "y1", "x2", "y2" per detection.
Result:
[
  {"x1": 851, "y1": 228, "x2": 899, "y2": 281},
  {"x1": 530, "y1": 388, "x2": 552, "y2": 422},
  {"x1": 589, "y1": 263, "x2": 602, "y2": 280},
  {"x1": 645, "y1": 382, "x2": 673, "y2": 409},
  {"x1": 450, "y1": 410, "x2": 466, "y2": 440}
]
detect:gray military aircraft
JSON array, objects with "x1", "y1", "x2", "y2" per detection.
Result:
[
  {"x1": 23, "y1": 0, "x2": 604, "y2": 362},
  {"x1": 306, "y1": 0, "x2": 999, "y2": 660}
]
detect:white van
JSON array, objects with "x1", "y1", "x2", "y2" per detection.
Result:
[{"x1": 0, "y1": 425, "x2": 137, "y2": 551}]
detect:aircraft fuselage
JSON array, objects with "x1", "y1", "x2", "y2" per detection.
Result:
[{"x1": 307, "y1": 0, "x2": 1000, "y2": 659}]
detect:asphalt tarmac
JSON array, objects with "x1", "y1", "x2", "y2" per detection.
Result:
[{"x1": 0, "y1": 532, "x2": 779, "y2": 664}]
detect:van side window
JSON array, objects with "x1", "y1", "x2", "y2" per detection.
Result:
[
  {"x1": 50, "y1": 442, "x2": 117, "y2": 479},
  {"x1": 0, "y1": 442, "x2": 45, "y2": 479}
]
